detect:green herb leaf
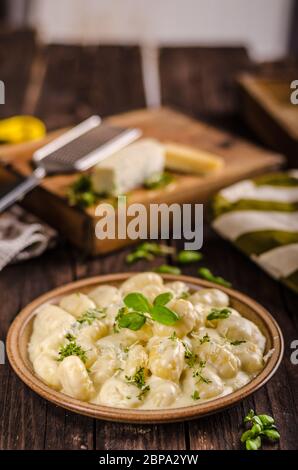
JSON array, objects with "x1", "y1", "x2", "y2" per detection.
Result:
[
  {"x1": 168, "y1": 331, "x2": 178, "y2": 340},
  {"x1": 153, "y1": 291, "x2": 173, "y2": 306},
  {"x1": 244, "y1": 409, "x2": 255, "y2": 423},
  {"x1": 241, "y1": 429, "x2": 254, "y2": 443},
  {"x1": 183, "y1": 342, "x2": 198, "y2": 368},
  {"x1": 138, "y1": 242, "x2": 175, "y2": 256},
  {"x1": 124, "y1": 292, "x2": 151, "y2": 313},
  {"x1": 198, "y1": 267, "x2": 232, "y2": 288},
  {"x1": 150, "y1": 305, "x2": 180, "y2": 325},
  {"x1": 258, "y1": 415, "x2": 275, "y2": 427},
  {"x1": 230, "y1": 340, "x2": 246, "y2": 346},
  {"x1": 199, "y1": 334, "x2": 210, "y2": 344},
  {"x1": 137, "y1": 385, "x2": 150, "y2": 400},
  {"x1": 65, "y1": 333, "x2": 76, "y2": 342},
  {"x1": 261, "y1": 429, "x2": 280, "y2": 441},
  {"x1": 245, "y1": 436, "x2": 261, "y2": 450},
  {"x1": 207, "y1": 307, "x2": 231, "y2": 321},
  {"x1": 144, "y1": 172, "x2": 174, "y2": 189},
  {"x1": 77, "y1": 307, "x2": 106, "y2": 325},
  {"x1": 176, "y1": 250, "x2": 203, "y2": 264},
  {"x1": 57, "y1": 341, "x2": 87, "y2": 363},
  {"x1": 191, "y1": 390, "x2": 200, "y2": 401},
  {"x1": 125, "y1": 250, "x2": 154, "y2": 264},
  {"x1": 125, "y1": 367, "x2": 146, "y2": 389},
  {"x1": 154, "y1": 264, "x2": 181, "y2": 275},
  {"x1": 179, "y1": 291, "x2": 190, "y2": 300},
  {"x1": 193, "y1": 361, "x2": 212, "y2": 384},
  {"x1": 252, "y1": 415, "x2": 263, "y2": 427},
  {"x1": 117, "y1": 311, "x2": 146, "y2": 331}
]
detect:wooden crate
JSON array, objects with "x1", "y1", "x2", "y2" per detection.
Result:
[{"x1": 239, "y1": 73, "x2": 298, "y2": 167}]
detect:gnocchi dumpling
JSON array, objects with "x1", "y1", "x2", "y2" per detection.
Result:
[
  {"x1": 33, "y1": 352, "x2": 61, "y2": 390},
  {"x1": 231, "y1": 341, "x2": 264, "y2": 373},
  {"x1": 88, "y1": 285, "x2": 122, "y2": 308},
  {"x1": 90, "y1": 344, "x2": 120, "y2": 386},
  {"x1": 195, "y1": 341, "x2": 240, "y2": 379},
  {"x1": 153, "y1": 299, "x2": 197, "y2": 338},
  {"x1": 95, "y1": 377, "x2": 141, "y2": 408},
  {"x1": 143, "y1": 376, "x2": 180, "y2": 408},
  {"x1": 217, "y1": 316, "x2": 266, "y2": 352},
  {"x1": 189, "y1": 288, "x2": 229, "y2": 308},
  {"x1": 182, "y1": 366, "x2": 224, "y2": 400},
  {"x1": 148, "y1": 337, "x2": 185, "y2": 382},
  {"x1": 124, "y1": 345, "x2": 148, "y2": 377},
  {"x1": 59, "y1": 293, "x2": 95, "y2": 318},
  {"x1": 58, "y1": 356, "x2": 95, "y2": 401},
  {"x1": 120, "y1": 272, "x2": 163, "y2": 295}
]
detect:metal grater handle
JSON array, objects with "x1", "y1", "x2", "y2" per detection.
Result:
[{"x1": 0, "y1": 167, "x2": 46, "y2": 213}]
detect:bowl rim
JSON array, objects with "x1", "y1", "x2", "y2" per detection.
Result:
[{"x1": 6, "y1": 272, "x2": 284, "y2": 423}]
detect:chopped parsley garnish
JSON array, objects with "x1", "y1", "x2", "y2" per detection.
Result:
[
  {"x1": 179, "y1": 291, "x2": 190, "y2": 300},
  {"x1": 137, "y1": 385, "x2": 151, "y2": 401},
  {"x1": 230, "y1": 340, "x2": 246, "y2": 346},
  {"x1": 191, "y1": 390, "x2": 200, "y2": 401},
  {"x1": 199, "y1": 334, "x2": 210, "y2": 344},
  {"x1": 57, "y1": 340, "x2": 87, "y2": 364},
  {"x1": 193, "y1": 361, "x2": 212, "y2": 384},
  {"x1": 125, "y1": 367, "x2": 150, "y2": 400},
  {"x1": 77, "y1": 307, "x2": 106, "y2": 325},
  {"x1": 65, "y1": 333, "x2": 76, "y2": 342},
  {"x1": 168, "y1": 331, "x2": 178, "y2": 341},
  {"x1": 125, "y1": 367, "x2": 146, "y2": 389},
  {"x1": 183, "y1": 342, "x2": 198, "y2": 368}
]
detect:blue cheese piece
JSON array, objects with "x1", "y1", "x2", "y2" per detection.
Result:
[{"x1": 91, "y1": 138, "x2": 165, "y2": 196}]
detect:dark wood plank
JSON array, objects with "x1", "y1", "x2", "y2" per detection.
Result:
[
  {"x1": 35, "y1": 44, "x2": 146, "y2": 130},
  {"x1": 0, "y1": 28, "x2": 36, "y2": 118},
  {"x1": 71, "y1": 246, "x2": 187, "y2": 450},
  {"x1": 171, "y1": 222, "x2": 298, "y2": 450},
  {"x1": 0, "y1": 244, "x2": 95, "y2": 449},
  {"x1": 159, "y1": 46, "x2": 252, "y2": 119}
]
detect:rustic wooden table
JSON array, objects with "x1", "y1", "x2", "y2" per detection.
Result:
[{"x1": 0, "y1": 29, "x2": 297, "y2": 450}]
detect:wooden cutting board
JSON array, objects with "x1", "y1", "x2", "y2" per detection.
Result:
[{"x1": 0, "y1": 107, "x2": 284, "y2": 255}]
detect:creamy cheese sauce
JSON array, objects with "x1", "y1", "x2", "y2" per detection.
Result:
[{"x1": 28, "y1": 272, "x2": 267, "y2": 409}]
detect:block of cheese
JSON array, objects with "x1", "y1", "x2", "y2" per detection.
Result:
[
  {"x1": 164, "y1": 141, "x2": 224, "y2": 174},
  {"x1": 91, "y1": 138, "x2": 165, "y2": 196}
]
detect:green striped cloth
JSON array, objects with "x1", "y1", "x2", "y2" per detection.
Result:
[{"x1": 211, "y1": 171, "x2": 298, "y2": 293}]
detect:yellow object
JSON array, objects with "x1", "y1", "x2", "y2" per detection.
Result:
[
  {"x1": 164, "y1": 141, "x2": 224, "y2": 174},
  {"x1": 0, "y1": 116, "x2": 46, "y2": 144}
]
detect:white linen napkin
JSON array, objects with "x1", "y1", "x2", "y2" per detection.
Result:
[{"x1": 0, "y1": 205, "x2": 57, "y2": 270}]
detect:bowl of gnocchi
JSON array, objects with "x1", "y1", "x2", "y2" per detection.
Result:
[{"x1": 7, "y1": 272, "x2": 283, "y2": 423}]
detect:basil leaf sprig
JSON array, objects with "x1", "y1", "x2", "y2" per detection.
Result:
[
  {"x1": 115, "y1": 291, "x2": 180, "y2": 331},
  {"x1": 198, "y1": 267, "x2": 232, "y2": 288},
  {"x1": 241, "y1": 409, "x2": 280, "y2": 450},
  {"x1": 207, "y1": 307, "x2": 231, "y2": 321}
]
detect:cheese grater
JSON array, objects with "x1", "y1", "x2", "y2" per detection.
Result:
[{"x1": 0, "y1": 116, "x2": 141, "y2": 213}]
